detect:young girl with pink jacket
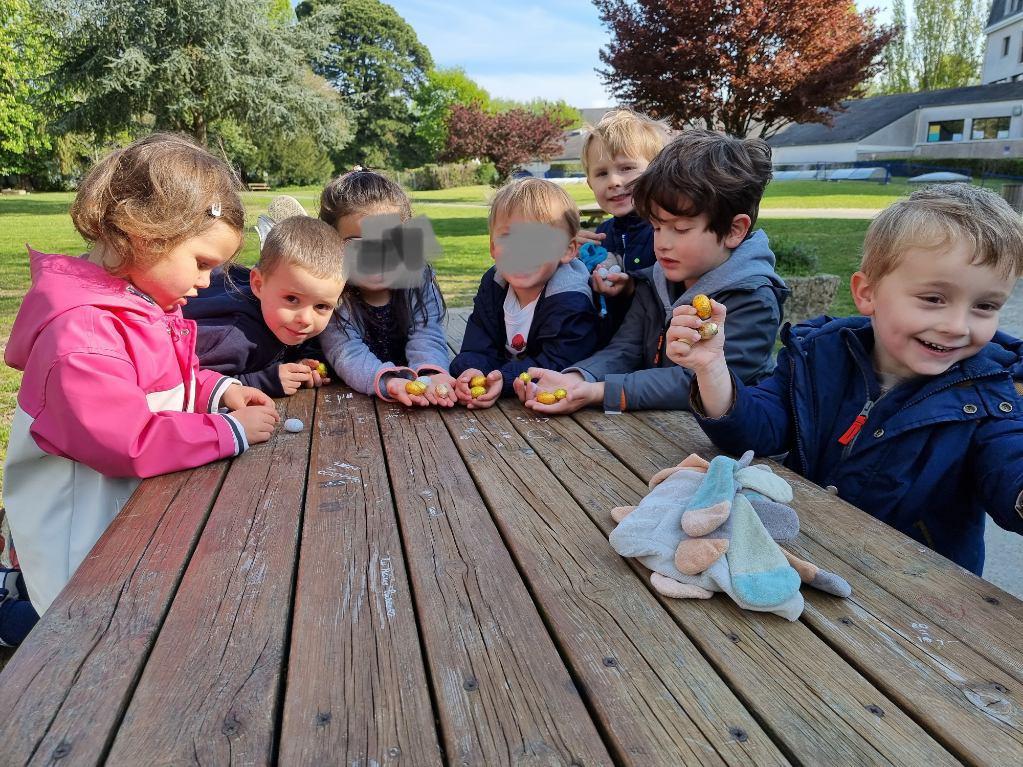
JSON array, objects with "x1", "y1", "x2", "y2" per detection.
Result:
[{"x1": 1, "y1": 134, "x2": 280, "y2": 628}]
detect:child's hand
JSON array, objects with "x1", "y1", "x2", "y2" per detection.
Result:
[
  {"x1": 666, "y1": 299, "x2": 727, "y2": 372},
  {"x1": 424, "y1": 372, "x2": 458, "y2": 408},
  {"x1": 230, "y1": 404, "x2": 280, "y2": 445},
  {"x1": 384, "y1": 376, "x2": 430, "y2": 407},
  {"x1": 221, "y1": 384, "x2": 275, "y2": 410},
  {"x1": 455, "y1": 369, "x2": 502, "y2": 409},
  {"x1": 592, "y1": 268, "x2": 633, "y2": 299},
  {"x1": 573, "y1": 229, "x2": 606, "y2": 250},
  {"x1": 520, "y1": 368, "x2": 598, "y2": 415},
  {"x1": 279, "y1": 362, "x2": 313, "y2": 395},
  {"x1": 300, "y1": 359, "x2": 331, "y2": 388}
]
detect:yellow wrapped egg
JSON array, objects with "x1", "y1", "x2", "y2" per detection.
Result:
[
  {"x1": 470, "y1": 385, "x2": 487, "y2": 398},
  {"x1": 554, "y1": 388, "x2": 568, "y2": 401},
  {"x1": 692, "y1": 294, "x2": 712, "y2": 320},
  {"x1": 698, "y1": 321, "x2": 719, "y2": 340},
  {"x1": 536, "y1": 391, "x2": 558, "y2": 405},
  {"x1": 469, "y1": 375, "x2": 487, "y2": 389},
  {"x1": 519, "y1": 371, "x2": 532, "y2": 383},
  {"x1": 316, "y1": 362, "x2": 328, "y2": 376},
  {"x1": 405, "y1": 380, "x2": 427, "y2": 396}
]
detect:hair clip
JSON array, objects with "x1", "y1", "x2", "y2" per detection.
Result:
[{"x1": 209, "y1": 201, "x2": 222, "y2": 218}]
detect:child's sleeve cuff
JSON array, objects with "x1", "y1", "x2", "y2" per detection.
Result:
[{"x1": 374, "y1": 366, "x2": 416, "y2": 400}]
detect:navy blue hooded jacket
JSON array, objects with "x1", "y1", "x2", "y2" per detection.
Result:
[
  {"x1": 183, "y1": 267, "x2": 308, "y2": 398},
  {"x1": 695, "y1": 315, "x2": 1023, "y2": 574},
  {"x1": 451, "y1": 259, "x2": 598, "y2": 397},
  {"x1": 594, "y1": 212, "x2": 655, "y2": 344}
]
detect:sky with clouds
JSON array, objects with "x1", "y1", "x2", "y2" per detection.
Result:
[{"x1": 385, "y1": 1, "x2": 894, "y2": 108}]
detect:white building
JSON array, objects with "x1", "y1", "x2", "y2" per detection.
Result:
[{"x1": 983, "y1": 1, "x2": 1023, "y2": 84}]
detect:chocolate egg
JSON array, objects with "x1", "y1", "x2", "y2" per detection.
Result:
[
  {"x1": 316, "y1": 362, "x2": 328, "y2": 376},
  {"x1": 469, "y1": 375, "x2": 487, "y2": 389},
  {"x1": 698, "y1": 321, "x2": 719, "y2": 340},
  {"x1": 536, "y1": 391, "x2": 558, "y2": 405},
  {"x1": 434, "y1": 384, "x2": 450, "y2": 398},
  {"x1": 405, "y1": 380, "x2": 427, "y2": 396},
  {"x1": 692, "y1": 294, "x2": 712, "y2": 320},
  {"x1": 284, "y1": 418, "x2": 303, "y2": 433},
  {"x1": 470, "y1": 385, "x2": 487, "y2": 398},
  {"x1": 519, "y1": 371, "x2": 532, "y2": 383},
  {"x1": 554, "y1": 388, "x2": 568, "y2": 401},
  {"x1": 416, "y1": 375, "x2": 432, "y2": 385}
]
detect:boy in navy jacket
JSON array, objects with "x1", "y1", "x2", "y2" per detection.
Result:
[
  {"x1": 451, "y1": 178, "x2": 598, "y2": 407},
  {"x1": 576, "y1": 108, "x2": 668, "y2": 345},
  {"x1": 668, "y1": 184, "x2": 1023, "y2": 574},
  {"x1": 184, "y1": 216, "x2": 345, "y2": 397}
]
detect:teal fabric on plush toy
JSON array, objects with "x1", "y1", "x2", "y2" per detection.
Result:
[{"x1": 609, "y1": 451, "x2": 851, "y2": 621}]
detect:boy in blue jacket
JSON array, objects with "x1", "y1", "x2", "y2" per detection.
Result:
[
  {"x1": 668, "y1": 183, "x2": 1023, "y2": 574},
  {"x1": 521, "y1": 129, "x2": 786, "y2": 414},
  {"x1": 576, "y1": 108, "x2": 669, "y2": 344},
  {"x1": 184, "y1": 216, "x2": 346, "y2": 397},
  {"x1": 451, "y1": 178, "x2": 598, "y2": 408}
]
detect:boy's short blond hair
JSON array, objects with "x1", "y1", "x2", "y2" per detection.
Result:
[
  {"x1": 862, "y1": 184, "x2": 1023, "y2": 282},
  {"x1": 580, "y1": 108, "x2": 668, "y2": 173},
  {"x1": 488, "y1": 178, "x2": 580, "y2": 237},
  {"x1": 257, "y1": 216, "x2": 346, "y2": 284}
]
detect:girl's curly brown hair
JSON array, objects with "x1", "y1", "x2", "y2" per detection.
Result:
[{"x1": 71, "y1": 132, "x2": 246, "y2": 275}]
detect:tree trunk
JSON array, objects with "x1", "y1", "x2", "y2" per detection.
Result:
[{"x1": 192, "y1": 113, "x2": 207, "y2": 145}]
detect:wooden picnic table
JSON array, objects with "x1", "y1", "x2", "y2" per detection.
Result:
[
  {"x1": 2, "y1": 311, "x2": 1023, "y2": 766},
  {"x1": 579, "y1": 202, "x2": 606, "y2": 228}
]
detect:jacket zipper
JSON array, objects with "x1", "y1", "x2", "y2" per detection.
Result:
[
  {"x1": 839, "y1": 399, "x2": 874, "y2": 458},
  {"x1": 787, "y1": 355, "x2": 809, "y2": 474}
]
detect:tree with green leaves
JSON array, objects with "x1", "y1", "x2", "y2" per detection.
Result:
[
  {"x1": 490, "y1": 99, "x2": 583, "y2": 130},
  {"x1": 299, "y1": 0, "x2": 433, "y2": 169},
  {"x1": 1, "y1": 0, "x2": 55, "y2": 177},
  {"x1": 409, "y1": 67, "x2": 491, "y2": 165},
  {"x1": 879, "y1": 0, "x2": 985, "y2": 93},
  {"x1": 43, "y1": 0, "x2": 351, "y2": 153}
]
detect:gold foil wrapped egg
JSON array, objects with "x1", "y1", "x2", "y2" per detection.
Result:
[
  {"x1": 554, "y1": 388, "x2": 567, "y2": 401},
  {"x1": 692, "y1": 294, "x2": 712, "y2": 320},
  {"x1": 434, "y1": 383, "x2": 450, "y2": 398},
  {"x1": 519, "y1": 371, "x2": 532, "y2": 383},
  {"x1": 469, "y1": 375, "x2": 487, "y2": 389},
  {"x1": 470, "y1": 385, "x2": 487, "y2": 398},
  {"x1": 316, "y1": 362, "x2": 328, "y2": 376},
  {"x1": 698, "y1": 321, "x2": 719, "y2": 340},
  {"x1": 536, "y1": 391, "x2": 558, "y2": 405},
  {"x1": 405, "y1": 380, "x2": 427, "y2": 396}
]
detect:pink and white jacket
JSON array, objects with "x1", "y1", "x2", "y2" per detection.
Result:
[{"x1": 3, "y1": 250, "x2": 248, "y2": 613}]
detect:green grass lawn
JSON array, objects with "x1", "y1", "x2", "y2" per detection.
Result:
[{"x1": 0, "y1": 177, "x2": 918, "y2": 490}]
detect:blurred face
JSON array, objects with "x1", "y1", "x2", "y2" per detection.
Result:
[
  {"x1": 851, "y1": 238, "x2": 1012, "y2": 379},
  {"x1": 335, "y1": 205, "x2": 401, "y2": 293},
  {"x1": 125, "y1": 220, "x2": 240, "y2": 312},
  {"x1": 251, "y1": 262, "x2": 344, "y2": 345},
  {"x1": 490, "y1": 212, "x2": 577, "y2": 304},
  {"x1": 649, "y1": 204, "x2": 749, "y2": 287},
  {"x1": 586, "y1": 140, "x2": 649, "y2": 217}
]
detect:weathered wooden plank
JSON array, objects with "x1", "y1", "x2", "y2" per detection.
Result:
[
  {"x1": 379, "y1": 402, "x2": 612, "y2": 766},
  {"x1": 278, "y1": 388, "x2": 442, "y2": 766},
  {"x1": 508, "y1": 402, "x2": 960, "y2": 766},
  {"x1": 622, "y1": 409, "x2": 1023, "y2": 684},
  {"x1": 441, "y1": 406, "x2": 789, "y2": 766},
  {"x1": 0, "y1": 460, "x2": 227, "y2": 766},
  {"x1": 576, "y1": 407, "x2": 1023, "y2": 764},
  {"x1": 106, "y1": 390, "x2": 315, "y2": 765}
]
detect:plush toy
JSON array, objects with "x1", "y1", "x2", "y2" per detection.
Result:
[
  {"x1": 578, "y1": 242, "x2": 617, "y2": 318},
  {"x1": 609, "y1": 451, "x2": 851, "y2": 621}
]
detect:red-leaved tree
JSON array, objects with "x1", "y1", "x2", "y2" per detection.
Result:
[
  {"x1": 444, "y1": 104, "x2": 569, "y2": 181},
  {"x1": 594, "y1": 0, "x2": 895, "y2": 138}
]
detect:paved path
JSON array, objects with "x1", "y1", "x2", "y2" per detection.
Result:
[
  {"x1": 983, "y1": 278, "x2": 1023, "y2": 598},
  {"x1": 759, "y1": 207, "x2": 882, "y2": 219}
]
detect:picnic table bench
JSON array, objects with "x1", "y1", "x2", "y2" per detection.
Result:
[
  {"x1": 2, "y1": 310, "x2": 1023, "y2": 765},
  {"x1": 246, "y1": 182, "x2": 271, "y2": 192},
  {"x1": 579, "y1": 202, "x2": 606, "y2": 228}
]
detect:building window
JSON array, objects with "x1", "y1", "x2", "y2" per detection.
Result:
[
  {"x1": 1005, "y1": 36, "x2": 1012, "y2": 56},
  {"x1": 972, "y1": 116, "x2": 1011, "y2": 140},
  {"x1": 927, "y1": 120, "x2": 965, "y2": 142}
]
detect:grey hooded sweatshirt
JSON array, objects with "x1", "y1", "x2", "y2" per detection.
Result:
[{"x1": 565, "y1": 229, "x2": 788, "y2": 412}]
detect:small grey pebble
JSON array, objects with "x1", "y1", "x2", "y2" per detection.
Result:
[{"x1": 284, "y1": 418, "x2": 304, "y2": 433}]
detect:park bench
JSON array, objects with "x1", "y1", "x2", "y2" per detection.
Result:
[
  {"x1": 579, "y1": 202, "x2": 606, "y2": 228},
  {"x1": 1, "y1": 308, "x2": 1021, "y2": 765},
  {"x1": 246, "y1": 182, "x2": 271, "y2": 192}
]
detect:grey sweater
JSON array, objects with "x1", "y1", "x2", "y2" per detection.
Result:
[{"x1": 566, "y1": 230, "x2": 788, "y2": 412}]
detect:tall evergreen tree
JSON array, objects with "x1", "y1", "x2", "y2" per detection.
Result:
[{"x1": 43, "y1": 0, "x2": 350, "y2": 151}]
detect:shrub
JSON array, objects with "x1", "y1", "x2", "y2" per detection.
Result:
[
  {"x1": 474, "y1": 161, "x2": 498, "y2": 186},
  {"x1": 398, "y1": 162, "x2": 483, "y2": 190},
  {"x1": 772, "y1": 239, "x2": 820, "y2": 276}
]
